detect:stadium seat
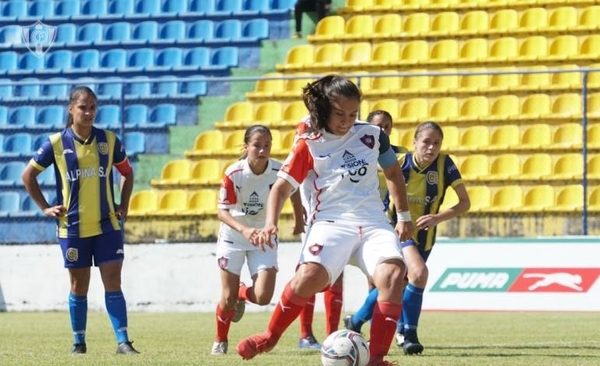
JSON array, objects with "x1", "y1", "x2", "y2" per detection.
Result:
[
  {"x1": 125, "y1": 104, "x2": 148, "y2": 127},
  {"x1": 465, "y1": 186, "x2": 491, "y2": 212},
  {"x1": 548, "y1": 122, "x2": 583, "y2": 150},
  {"x1": 123, "y1": 131, "x2": 145, "y2": 156},
  {"x1": 153, "y1": 48, "x2": 183, "y2": 72},
  {"x1": 127, "y1": 76, "x2": 152, "y2": 98},
  {"x1": 282, "y1": 101, "x2": 308, "y2": 125},
  {"x1": 180, "y1": 77, "x2": 208, "y2": 97},
  {"x1": 223, "y1": 130, "x2": 246, "y2": 155},
  {"x1": 151, "y1": 159, "x2": 192, "y2": 186},
  {"x1": 518, "y1": 123, "x2": 552, "y2": 150},
  {"x1": 242, "y1": 18, "x2": 269, "y2": 41},
  {"x1": 179, "y1": 47, "x2": 211, "y2": 70},
  {"x1": 312, "y1": 43, "x2": 343, "y2": 69},
  {"x1": 186, "y1": 159, "x2": 224, "y2": 186},
  {"x1": 588, "y1": 186, "x2": 600, "y2": 212},
  {"x1": 10, "y1": 106, "x2": 35, "y2": 129},
  {"x1": 517, "y1": 36, "x2": 548, "y2": 62},
  {"x1": 0, "y1": 192, "x2": 20, "y2": 217},
  {"x1": 460, "y1": 68, "x2": 489, "y2": 92},
  {"x1": 397, "y1": 98, "x2": 428, "y2": 124},
  {"x1": 162, "y1": 0, "x2": 187, "y2": 13},
  {"x1": 108, "y1": 0, "x2": 134, "y2": 15},
  {"x1": 55, "y1": 0, "x2": 79, "y2": 17},
  {"x1": 128, "y1": 21, "x2": 159, "y2": 44},
  {"x1": 0, "y1": 161, "x2": 26, "y2": 186},
  {"x1": 547, "y1": 35, "x2": 579, "y2": 61},
  {"x1": 156, "y1": 189, "x2": 189, "y2": 216},
  {"x1": 0, "y1": 107, "x2": 9, "y2": 129},
  {"x1": 518, "y1": 7, "x2": 547, "y2": 34},
  {"x1": 458, "y1": 10, "x2": 488, "y2": 36},
  {"x1": 253, "y1": 101, "x2": 283, "y2": 127},
  {"x1": 548, "y1": 6, "x2": 577, "y2": 33},
  {"x1": 575, "y1": 5, "x2": 600, "y2": 33},
  {"x1": 520, "y1": 185, "x2": 555, "y2": 212},
  {"x1": 488, "y1": 94, "x2": 520, "y2": 121},
  {"x1": 36, "y1": 105, "x2": 65, "y2": 130},
  {"x1": 3, "y1": 132, "x2": 32, "y2": 157},
  {"x1": 571, "y1": 35, "x2": 600, "y2": 63},
  {"x1": 100, "y1": 48, "x2": 127, "y2": 70},
  {"x1": 457, "y1": 96, "x2": 489, "y2": 122},
  {"x1": 587, "y1": 124, "x2": 600, "y2": 149},
  {"x1": 71, "y1": 49, "x2": 100, "y2": 73},
  {"x1": 521, "y1": 153, "x2": 552, "y2": 180},
  {"x1": 213, "y1": 19, "x2": 242, "y2": 42},
  {"x1": 187, "y1": 20, "x2": 215, "y2": 41},
  {"x1": 246, "y1": 72, "x2": 285, "y2": 100},
  {"x1": 150, "y1": 104, "x2": 176, "y2": 127},
  {"x1": 308, "y1": 15, "x2": 345, "y2": 41},
  {"x1": 189, "y1": 0, "x2": 215, "y2": 13},
  {"x1": 488, "y1": 153, "x2": 520, "y2": 181},
  {"x1": 127, "y1": 48, "x2": 155, "y2": 69},
  {"x1": 129, "y1": 190, "x2": 159, "y2": 216},
  {"x1": 221, "y1": 101, "x2": 253, "y2": 127},
  {"x1": 488, "y1": 185, "x2": 524, "y2": 212},
  {"x1": 488, "y1": 68, "x2": 520, "y2": 93},
  {"x1": 0, "y1": 26, "x2": 21, "y2": 47},
  {"x1": 440, "y1": 125, "x2": 459, "y2": 150},
  {"x1": 135, "y1": 0, "x2": 161, "y2": 15},
  {"x1": 519, "y1": 93, "x2": 551, "y2": 120},
  {"x1": 0, "y1": 51, "x2": 18, "y2": 73},
  {"x1": 104, "y1": 22, "x2": 131, "y2": 45},
  {"x1": 373, "y1": 14, "x2": 402, "y2": 39},
  {"x1": 548, "y1": 94, "x2": 582, "y2": 123},
  {"x1": 548, "y1": 153, "x2": 583, "y2": 181},
  {"x1": 277, "y1": 45, "x2": 314, "y2": 70},
  {"x1": 76, "y1": 22, "x2": 103, "y2": 44},
  {"x1": 460, "y1": 39, "x2": 489, "y2": 64},
  {"x1": 242, "y1": 0, "x2": 269, "y2": 14},
  {"x1": 80, "y1": 0, "x2": 107, "y2": 16},
  {"x1": 153, "y1": 75, "x2": 179, "y2": 97},
  {"x1": 398, "y1": 40, "x2": 429, "y2": 66},
  {"x1": 489, "y1": 125, "x2": 519, "y2": 151},
  {"x1": 13, "y1": 78, "x2": 40, "y2": 101},
  {"x1": 215, "y1": 0, "x2": 242, "y2": 15},
  {"x1": 456, "y1": 125, "x2": 490, "y2": 151},
  {"x1": 158, "y1": 20, "x2": 186, "y2": 42},
  {"x1": 488, "y1": 37, "x2": 518, "y2": 63},
  {"x1": 44, "y1": 50, "x2": 73, "y2": 73},
  {"x1": 2, "y1": 1, "x2": 27, "y2": 19},
  {"x1": 185, "y1": 189, "x2": 218, "y2": 215},
  {"x1": 185, "y1": 130, "x2": 225, "y2": 157},
  {"x1": 32, "y1": 133, "x2": 51, "y2": 151},
  {"x1": 547, "y1": 64, "x2": 582, "y2": 91},
  {"x1": 212, "y1": 47, "x2": 238, "y2": 68},
  {"x1": 429, "y1": 96, "x2": 459, "y2": 123},
  {"x1": 588, "y1": 155, "x2": 600, "y2": 180},
  {"x1": 37, "y1": 164, "x2": 57, "y2": 186},
  {"x1": 402, "y1": 12, "x2": 430, "y2": 36},
  {"x1": 29, "y1": 0, "x2": 54, "y2": 18},
  {"x1": 96, "y1": 105, "x2": 121, "y2": 129},
  {"x1": 429, "y1": 11, "x2": 459, "y2": 37},
  {"x1": 0, "y1": 78, "x2": 12, "y2": 100},
  {"x1": 19, "y1": 53, "x2": 44, "y2": 73},
  {"x1": 369, "y1": 71, "x2": 403, "y2": 96},
  {"x1": 342, "y1": 15, "x2": 374, "y2": 41},
  {"x1": 54, "y1": 23, "x2": 76, "y2": 45},
  {"x1": 549, "y1": 185, "x2": 583, "y2": 212},
  {"x1": 96, "y1": 77, "x2": 122, "y2": 100},
  {"x1": 429, "y1": 68, "x2": 459, "y2": 94},
  {"x1": 459, "y1": 154, "x2": 489, "y2": 181}
]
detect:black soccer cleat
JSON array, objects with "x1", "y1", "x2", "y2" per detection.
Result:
[
  {"x1": 71, "y1": 343, "x2": 87, "y2": 354},
  {"x1": 343, "y1": 314, "x2": 361, "y2": 333},
  {"x1": 116, "y1": 341, "x2": 140, "y2": 354},
  {"x1": 402, "y1": 333, "x2": 424, "y2": 355}
]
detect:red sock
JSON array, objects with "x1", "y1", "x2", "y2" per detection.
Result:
[
  {"x1": 238, "y1": 284, "x2": 257, "y2": 304},
  {"x1": 299, "y1": 295, "x2": 316, "y2": 338},
  {"x1": 268, "y1": 282, "x2": 310, "y2": 338},
  {"x1": 215, "y1": 304, "x2": 236, "y2": 342},
  {"x1": 369, "y1": 301, "x2": 402, "y2": 361},
  {"x1": 324, "y1": 284, "x2": 343, "y2": 335}
]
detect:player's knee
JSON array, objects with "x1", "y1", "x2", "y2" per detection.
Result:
[
  {"x1": 221, "y1": 294, "x2": 239, "y2": 310},
  {"x1": 408, "y1": 264, "x2": 429, "y2": 286}
]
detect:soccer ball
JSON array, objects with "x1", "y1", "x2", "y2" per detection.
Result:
[{"x1": 320, "y1": 329, "x2": 369, "y2": 366}]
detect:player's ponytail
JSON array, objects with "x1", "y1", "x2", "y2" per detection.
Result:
[{"x1": 66, "y1": 86, "x2": 97, "y2": 128}]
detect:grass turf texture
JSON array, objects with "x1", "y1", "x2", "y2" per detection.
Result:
[{"x1": 1, "y1": 311, "x2": 599, "y2": 365}]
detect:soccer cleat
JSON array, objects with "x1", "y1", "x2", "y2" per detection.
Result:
[
  {"x1": 402, "y1": 333, "x2": 424, "y2": 355},
  {"x1": 236, "y1": 331, "x2": 277, "y2": 360},
  {"x1": 343, "y1": 314, "x2": 361, "y2": 333},
  {"x1": 395, "y1": 332, "x2": 404, "y2": 347},
  {"x1": 292, "y1": 32, "x2": 301, "y2": 39},
  {"x1": 211, "y1": 341, "x2": 228, "y2": 355},
  {"x1": 232, "y1": 283, "x2": 247, "y2": 323},
  {"x1": 116, "y1": 341, "x2": 140, "y2": 354},
  {"x1": 297, "y1": 335, "x2": 321, "y2": 349},
  {"x1": 70, "y1": 343, "x2": 87, "y2": 354}
]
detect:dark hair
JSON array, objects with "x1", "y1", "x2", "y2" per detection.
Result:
[
  {"x1": 366, "y1": 110, "x2": 393, "y2": 124},
  {"x1": 240, "y1": 124, "x2": 272, "y2": 159},
  {"x1": 66, "y1": 86, "x2": 97, "y2": 128},
  {"x1": 414, "y1": 121, "x2": 444, "y2": 140},
  {"x1": 302, "y1": 75, "x2": 362, "y2": 134}
]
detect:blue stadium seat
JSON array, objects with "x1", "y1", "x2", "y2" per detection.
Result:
[
  {"x1": 124, "y1": 131, "x2": 146, "y2": 156},
  {"x1": 125, "y1": 104, "x2": 148, "y2": 127},
  {"x1": 41, "y1": 77, "x2": 69, "y2": 100},
  {"x1": 216, "y1": 0, "x2": 242, "y2": 15},
  {"x1": 55, "y1": 23, "x2": 77, "y2": 45},
  {"x1": 77, "y1": 22, "x2": 103, "y2": 44},
  {"x1": 0, "y1": 107, "x2": 8, "y2": 128},
  {"x1": 2, "y1": 1, "x2": 27, "y2": 19},
  {"x1": 80, "y1": 0, "x2": 107, "y2": 16},
  {"x1": 212, "y1": 19, "x2": 242, "y2": 42},
  {"x1": 72, "y1": 49, "x2": 100, "y2": 72},
  {"x1": 188, "y1": 20, "x2": 215, "y2": 41},
  {"x1": 158, "y1": 20, "x2": 186, "y2": 43},
  {"x1": 189, "y1": 0, "x2": 215, "y2": 14},
  {"x1": 104, "y1": 22, "x2": 131, "y2": 44},
  {"x1": 15, "y1": 78, "x2": 40, "y2": 101},
  {"x1": 0, "y1": 192, "x2": 20, "y2": 217},
  {"x1": 32, "y1": 133, "x2": 51, "y2": 151},
  {"x1": 0, "y1": 26, "x2": 22, "y2": 46},
  {"x1": 0, "y1": 161, "x2": 26, "y2": 186},
  {"x1": 100, "y1": 48, "x2": 127, "y2": 70},
  {"x1": 20, "y1": 195, "x2": 42, "y2": 217},
  {"x1": 270, "y1": 0, "x2": 295, "y2": 11},
  {"x1": 55, "y1": 0, "x2": 80, "y2": 18},
  {"x1": 153, "y1": 48, "x2": 182, "y2": 71},
  {"x1": 0, "y1": 133, "x2": 3, "y2": 151},
  {"x1": 135, "y1": 0, "x2": 160, "y2": 15},
  {"x1": 96, "y1": 105, "x2": 121, "y2": 129},
  {"x1": 97, "y1": 77, "x2": 123, "y2": 100},
  {"x1": 73, "y1": 77, "x2": 97, "y2": 91},
  {"x1": 212, "y1": 47, "x2": 238, "y2": 68},
  {"x1": 19, "y1": 53, "x2": 44, "y2": 74},
  {"x1": 44, "y1": 50, "x2": 73, "y2": 72},
  {"x1": 127, "y1": 76, "x2": 151, "y2": 97},
  {"x1": 129, "y1": 21, "x2": 158, "y2": 43},
  {"x1": 177, "y1": 47, "x2": 211, "y2": 71},
  {"x1": 36, "y1": 105, "x2": 65, "y2": 130},
  {"x1": 0, "y1": 51, "x2": 18, "y2": 73},
  {"x1": 0, "y1": 78, "x2": 13, "y2": 100},
  {"x1": 126, "y1": 48, "x2": 154, "y2": 70},
  {"x1": 10, "y1": 106, "x2": 36, "y2": 129},
  {"x1": 108, "y1": 0, "x2": 134, "y2": 15},
  {"x1": 242, "y1": 18, "x2": 269, "y2": 40},
  {"x1": 150, "y1": 104, "x2": 176, "y2": 126},
  {"x1": 162, "y1": 0, "x2": 187, "y2": 14},
  {"x1": 29, "y1": 0, "x2": 54, "y2": 18},
  {"x1": 3, "y1": 132, "x2": 33, "y2": 157},
  {"x1": 37, "y1": 166, "x2": 57, "y2": 186},
  {"x1": 242, "y1": 0, "x2": 269, "y2": 15},
  {"x1": 154, "y1": 76, "x2": 179, "y2": 97},
  {"x1": 180, "y1": 78, "x2": 207, "y2": 97}
]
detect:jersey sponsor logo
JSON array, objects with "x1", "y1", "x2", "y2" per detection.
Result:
[
  {"x1": 62, "y1": 149, "x2": 74, "y2": 154},
  {"x1": 66, "y1": 166, "x2": 107, "y2": 181},
  {"x1": 241, "y1": 192, "x2": 263, "y2": 215},
  {"x1": 360, "y1": 134, "x2": 375, "y2": 149},
  {"x1": 218, "y1": 256, "x2": 228, "y2": 269},
  {"x1": 97, "y1": 142, "x2": 109, "y2": 155},
  {"x1": 66, "y1": 247, "x2": 78, "y2": 262},
  {"x1": 430, "y1": 268, "x2": 600, "y2": 293}
]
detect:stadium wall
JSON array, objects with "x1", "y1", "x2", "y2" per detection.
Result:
[{"x1": 1, "y1": 238, "x2": 599, "y2": 313}]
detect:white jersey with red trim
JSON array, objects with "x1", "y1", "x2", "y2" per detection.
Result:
[
  {"x1": 218, "y1": 158, "x2": 282, "y2": 245},
  {"x1": 280, "y1": 123, "x2": 387, "y2": 225}
]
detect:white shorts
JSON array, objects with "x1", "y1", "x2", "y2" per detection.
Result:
[
  {"x1": 216, "y1": 237, "x2": 278, "y2": 277},
  {"x1": 299, "y1": 220, "x2": 404, "y2": 285}
]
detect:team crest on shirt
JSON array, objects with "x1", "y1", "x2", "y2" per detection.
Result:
[
  {"x1": 308, "y1": 243, "x2": 323, "y2": 255},
  {"x1": 97, "y1": 142, "x2": 109, "y2": 155},
  {"x1": 360, "y1": 134, "x2": 375, "y2": 149},
  {"x1": 218, "y1": 256, "x2": 228, "y2": 269},
  {"x1": 66, "y1": 248, "x2": 78, "y2": 262},
  {"x1": 426, "y1": 171, "x2": 439, "y2": 185}
]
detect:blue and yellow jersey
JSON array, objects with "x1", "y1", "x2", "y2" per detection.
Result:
[
  {"x1": 395, "y1": 152, "x2": 463, "y2": 251},
  {"x1": 30, "y1": 127, "x2": 129, "y2": 238},
  {"x1": 378, "y1": 144, "x2": 409, "y2": 212}
]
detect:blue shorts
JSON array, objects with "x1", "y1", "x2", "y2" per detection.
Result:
[
  {"x1": 401, "y1": 238, "x2": 432, "y2": 263},
  {"x1": 58, "y1": 230, "x2": 124, "y2": 268}
]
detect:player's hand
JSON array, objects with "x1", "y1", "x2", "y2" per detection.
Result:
[
  {"x1": 43, "y1": 205, "x2": 66, "y2": 218},
  {"x1": 115, "y1": 204, "x2": 128, "y2": 222},
  {"x1": 253, "y1": 224, "x2": 278, "y2": 252},
  {"x1": 395, "y1": 220, "x2": 414, "y2": 242},
  {"x1": 415, "y1": 214, "x2": 438, "y2": 231}
]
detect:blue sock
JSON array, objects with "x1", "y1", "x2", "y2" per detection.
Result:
[
  {"x1": 351, "y1": 288, "x2": 379, "y2": 331},
  {"x1": 69, "y1": 293, "x2": 87, "y2": 345},
  {"x1": 402, "y1": 283, "x2": 424, "y2": 336},
  {"x1": 105, "y1": 291, "x2": 129, "y2": 344}
]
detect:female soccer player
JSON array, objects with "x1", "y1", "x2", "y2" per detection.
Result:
[
  {"x1": 344, "y1": 121, "x2": 471, "y2": 355},
  {"x1": 236, "y1": 75, "x2": 414, "y2": 366},
  {"x1": 211, "y1": 124, "x2": 304, "y2": 355},
  {"x1": 21, "y1": 86, "x2": 138, "y2": 355}
]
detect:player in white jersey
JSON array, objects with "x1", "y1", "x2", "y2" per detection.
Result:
[
  {"x1": 212, "y1": 125, "x2": 303, "y2": 356},
  {"x1": 236, "y1": 75, "x2": 414, "y2": 366}
]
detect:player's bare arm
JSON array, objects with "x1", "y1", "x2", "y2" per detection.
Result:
[
  {"x1": 254, "y1": 178, "x2": 295, "y2": 248},
  {"x1": 382, "y1": 162, "x2": 414, "y2": 241}
]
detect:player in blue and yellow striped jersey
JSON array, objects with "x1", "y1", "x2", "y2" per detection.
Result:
[
  {"x1": 21, "y1": 86, "x2": 139, "y2": 355},
  {"x1": 344, "y1": 121, "x2": 471, "y2": 355}
]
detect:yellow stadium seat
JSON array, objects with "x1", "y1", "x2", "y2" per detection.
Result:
[
  {"x1": 488, "y1": 94, "x2": 520, "y2": 121},
  {"x1": 488, "y1": 37, "x2": 518, "y2": 63},
  {"x1": 276, "y1": 45, "x2": 314, "y2": 71},
  {"x1": 429, "y1": 96, "x2": 459, "y2": 123},
  {"x1": 489, "y1": 9, "x2": 518, "y2": 35},
  {"x1": 547, "y1": 35, "x2": 579, "y2": 61},
  {"x1": 399, "y1": 40, "x2": 430, "y2": 66},
  {"x1": 429, "y1": 68, "x2": 459, "y2": 94},
  {"x1": 547, "y1": 153, "x2": 583, "y2": 180},
  {"x1": 588, "y1": 155, "x2": 600, "y2": 179},
  {"x1": 185, "y1": 130, "x2": 225, "y2": 158},
  {"x1": 518, "y1": 36, "x2": 548, "y2": 62},
  {"x1": 457, "y1": 96, "x2": 489, "y2": 122},
  {"x1": 488, "y1": 186, "x2": 524, "y2": 212},
  {"x1": 246, "y1": 72, "x2": 285, "y2": 100},
  {"x1": 575, "y1": 5, "x2": 600, "y2": 32},
  {"x1": 438, "y1": 185, "x2": 459, "y2": 212},
  {"x1": 459, "y1": 154, "x2": 489, "y2": 181},
  {"x1": 369, "y1": 70, "x2": 402, "y2": 96},
  {"x1": 369, "y1": 99, "x2": 401, "y2": 119},
  {"x1": 466, "y1": 186, "x2": 491, "y2": 213},
  {"x1": 342, "y1": 15, "x2": 374, "y2": 41},
  {"x1": 518, "y1": 8, "x2": 547, "y2": 34},
  {"x1": 441, "y1": 125, "x2": 460, "y2": 150},
  {"x1": 344, "y1": 0, "x2": 374, "y2": 10},
  {"x1": 157, "y1": 189, "x2": 188, "y2": 216},
  {"x1": 270, "y1": 129, "x2": 284, "y2": 155},
  {"x1": 549, "y1": 122, "x2": 583, "y2": 149},
  {"x1": 399, "y1": 70, "x2": 430, "y2": 95},
  {"x1": 429, "y1": 39, "x2": 460, "y2": 66},
  {"x1": 223, "y1": 130, "x2": 247, "y2": 156},
  {"x1": 547, "y1": 6, "x2": 577, "y2": 33},
  {"x1": 280, "y1": 129, "x2": 298, "y2": 152},
  {"x1": 282, "y1": 72, "x2": 314, "y2": 99},
  {"x1": 459, "y1": 68, "x2": 489, "y2": 92},
  {"x1": 547, "y1": 64, "x2": 582, "y2": 91},
  {"x1": 459, "y1": 38, "x2": 488, "y2": 64},
  {"x1": 254, "y1": 101, "x2": 283, "y2": 126},
  {"x1": 488, "y1": 68, "x2": 519, "y2": 93},
  {"x1": 313, "y1": 43, "x2": 343, "y2": 69},
  {"x1": 519, "y1": 93, "x2": 551, "y2": 120},
  {"x1": 518, "y1": 123, "x2": 552, "y2": 150},
  {"x1": 129, "y1": 190, "x2": 159, "y2": 216},
  {"x1": 373, "y1": 14, "x2": 402, "y2": 39},
  {"x1": 398, "y1": 128, "x2": 416, "y2": 148},
  {"x1": 458, "y1": 10, "x2": 488, "y2": 36},
  {"x1": 282, "y1": 100, "x2": 308, "y2": 125},
  {"x1": 371, "y1": 41, "x2": 401, "y2": 67},
  {"x1": 520, "y1": 185, "x2": 555, "y2": 212},
  {"x1": 548, "y1": 94, "x2": 582, "y2": 123},
  {"x1": 456, "y1": 125, "x2": 490, "y2": 151},
  {"x1": 548, "y1": 185, "x2": 583, "y2": 212},
  {"x1": 224, "y1": 101, "x2": 253, "y2": 126},
  {"x1": 520, "y1": 153, "x2": 552, "y2": 180},
  {"x1": 571, "y1": 35, "x2": 600, "y2": 63},
  {"x1": 397, "y1": 98, "x2": 429, "y2": 124},
  {"x1": 402, "y1": 12, "x2": 430, "y2": 36},
  {"x1": 342, "y1": 42, "x2": 372, "y2": 68},
  {"x1": 516, "y1": 66, "x2": 550, "y2": 92},
  {"x1": 186, "y1": 159, "x2": 224, "y2": 186},
  {"x1": 185, "y1": 189, "x2": 218, "y2": 215},
  {"x1": 489, "y1": 125, "x2": 520, "y2": 151},
  {"x1": 349, "y1": 70, "x2": 372, "y2": 92},
  {"x1": 587, "y1": 124, "x2": 600, "y2": 149},
  {"x1": 307, "y1": 15, "x2": 345, "y2": 42},
  {"x1": 151, "y1": 159, "x2": 192, "y2": 186},
  {"x1": 429, "y1": 11, "x2": 460, "y2": 37},
  {"x1": 586, "y1": 70, "x2": 600, "y2": 91},
  {"x1": 589, "y1": 186, "x2": 600, "y2": 212},
  {"x1": 488, "y1": 154, "x2": 520, "y2": 181}
]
